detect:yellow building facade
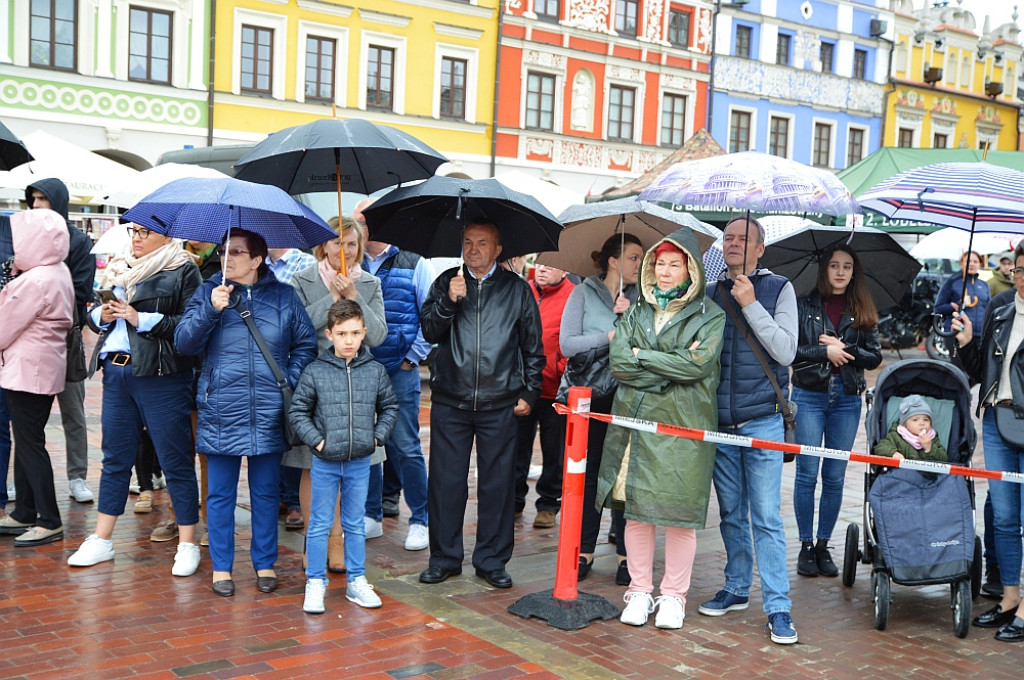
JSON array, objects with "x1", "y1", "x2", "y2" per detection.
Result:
[
  {"x1": 211, "y1": 0, "x2": 499, "y2": 172},
  {"x1": 885, "y1": 1, "x2": 1021, "y2": 151}
]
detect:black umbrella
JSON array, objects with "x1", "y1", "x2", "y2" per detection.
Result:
[
  {"x1": 0, "y1": 120, "x2": 33, "y2": 171},
  {"x1": 362, "y1": 176, "x2": 562, "y2": 259},
  {"x1": 233, "y1": 118, "x2": 447, "y2": 197},
  {"x1": 760, "y1": 224, "x2": 921, "y2": 311}
]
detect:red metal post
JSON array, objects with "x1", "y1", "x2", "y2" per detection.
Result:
[{"x1": 552, "y1": 386, "x2": 591, "y2": 601}]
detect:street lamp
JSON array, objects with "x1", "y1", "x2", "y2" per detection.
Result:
[{"x1": 706, "y1": 1, "x2": 750, "y2": 132}]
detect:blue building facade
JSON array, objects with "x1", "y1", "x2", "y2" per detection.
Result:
[{"x1": 709, "y1": 0, "x2": 893, "y2": 170}]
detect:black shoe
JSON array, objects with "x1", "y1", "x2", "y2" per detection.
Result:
[
  {"x1": 982, "y1": 564, "x2": 1004, "y2": 599},
  {"x1": 797, "y1": 544, "x2": 818, "y2": 577},
  {"x1": 382, "y1": 498, "x2": 400, "y2": 518},
  {"x1": 256, "y1": 576, "x2": 278, "y2": 593},
  {"x1": 578, "y1": 556, "x2": 593, "y2": 581},
  {"x1": 995, "y1": 617, "x2": 1024, "y2": 642},
  {"x1": 475, "y1": 567, "x2": 513, "y2": 588},
  {"x1": 419, "y1": 565, "x2": 462, "y2": 584},
  {"x1": 212, "y1": 579, "x2": 235, "y2": 597},
  {"x1": 973, "y1": 604, "x2": 1019, "y2": 629},
  {"x1": 615, "y1": 560, "x2": 631, "y2": 586},
  {"x1": 608, "y1": 525, "x2": 617, "y2": 545},
  {"x1": 815, "y1": 545, "x2": 838, "y2": 577}
]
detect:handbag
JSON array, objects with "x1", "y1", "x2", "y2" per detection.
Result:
[
  {"x1": 993, "y1": 402, "x2": 1024, "y2": 448},
  {"x1": 555, "y1": 344, "x2": 617, "y2": 404},
  {"x1": 234, "y1": 295, "x2": 303, "y2": 448},
  {"x1": 719, "y1": 291, "x2": 799, "y2": 459},
  {"x1": 65, "y1": 306, "x2": 87, "y2": 383}
]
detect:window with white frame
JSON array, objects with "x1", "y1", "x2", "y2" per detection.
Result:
[
  {"x1": 128, "y1": 5, "x2": 172, "y2": 84},
  {"x1": 359, "y1": 32, "x2": 405, "y2": 113},
  {"x1": 729, "y1": 109, "x2": 752, "y2": 152},
  {"x1": 31, "y1": 0, "x2": 77, "y2": 71},
  {"x1": 535, "y1": 0, "x2": 560, "y2": 22},
  {"x1": 846, "y1": 126, "x2": 866, "y2": 167},
  {"x1": 819, "y1": 41, "x2": 834, "y2": 73},
  {"x1": 812, "y1": 122, "x2": 833, "y2": 168},
  {"x1": 297, "y1": 21, "x2": 347, "y2": 105},
  {"x1": 668, "y1": 7, "x2": 691, "y2": 49},
  {"x1": 232, "y1": 9, "x2": 286, "y2": 99},
  {"x1": 240, "y1": 24, "x2": 273, "y2": 94},
  {"x1": 435, "y1": 44, "x2": 477, "y2": 123},
  {"x1": 768, "y1": 115, "x2": 789, "y2": 157},
  {"x1": 440, "y1": 56, "x2": 467, "y2": 119},
  {"x1": 615, "y1": 0, "x2": 638, "y2": 38},
  {"x1": 304, "y1": 35, "x2": 335, "y2": 102},
  {"x1": 660, "y1": 93, "x2": 687, "y2": 147},
  {"x1": 525, "y1": 71, "x2": 556, "y2": 131},
  {"x1": 853, "y1": 48, "x2": 868, "y2": 79},
  {"x1": 608, "y1": 85, "x2": 636, "y2": 141}
]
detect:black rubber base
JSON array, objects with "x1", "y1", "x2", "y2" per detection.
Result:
[{"x1": 507, "y1": 589, "x2": 620, "y2": 630}]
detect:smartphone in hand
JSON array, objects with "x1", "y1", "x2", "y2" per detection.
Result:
[{"x1": 97, "y1": 288, "x2": 120, "y2": 304}]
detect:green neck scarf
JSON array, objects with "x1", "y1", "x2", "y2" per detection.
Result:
[{"x1": 652, "y1": 280, "x2": 691, "y2": 309}]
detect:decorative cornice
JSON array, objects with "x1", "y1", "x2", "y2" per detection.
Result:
[
  {"x1": 360, "y1": 9, "x2": 412, "y2": 28},
  {"x1": 433, "y1": 22, "x2": 485, "y2": 40},
  {"x1": 296, "y1": 0, "x2": 355, "y2": 18},
  {"x1": 391, "y1": 0, "x2": 493, "y2": 20}
]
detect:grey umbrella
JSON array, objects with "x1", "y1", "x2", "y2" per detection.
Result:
[
  {"x1": 0, "y1": 120, "x2": 32, "y2": 171},
  {"x1": 534, "y1": 196, "x2": 719, "y2": 277}
]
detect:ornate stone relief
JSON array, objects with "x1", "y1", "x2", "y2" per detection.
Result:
[
  {"x1": 895, "y1": 107, "x2": 926, "y2": 124},
  {"x1": 519, "y1": 134, "x2": 662, "y2": 173},
  {"x1": 524, "y1": 50, "x2": 567, "y2": 70},
  {"x1": 695, "y1": 8, "x2": 712, "y2": 54},
  {"x1": 608, "y1": 64, "x2": 643, "y2": 82},
  {"x1": 568, "y1": 0, "x2": 614, "y2": 34},
  {"x1": 644, "y1": 0, "x2": 666, "y2": 43},
  {"x1": 570, "y1": 70, "x2": 595, "y2": 131},
  {"x1": 663, "y1": 74, "x2": 696, "y2": 92},
  {"x1": 794, "y1": 31, "x2": 821, "y2": 69}
]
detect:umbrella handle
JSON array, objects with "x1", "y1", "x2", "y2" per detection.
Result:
[{"x1": 932, "y1": 313, "x2": 959, "y2": 339}]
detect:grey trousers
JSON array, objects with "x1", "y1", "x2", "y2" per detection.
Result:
[{"x1": 57, "y1": 380, "x2": 89, "y2": 481}]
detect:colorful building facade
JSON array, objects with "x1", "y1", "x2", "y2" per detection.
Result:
[
  {"x1": 885, "y1": 0, "x2": 1022, "y2": 151},
  {"x1": 0, "y1": 0, "x2": 211, "y2": 167},
  {"x1": 709, "y1": 0, "x2": 893, "y2": 172},
  {"x1": 495, "y1": 1, "x2": 715, "y2": 196}
]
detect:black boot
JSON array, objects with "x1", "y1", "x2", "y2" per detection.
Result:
[
  {"x1": 797, "y1": 543, "x2": 818, "y2": 577},
  {"x1": 983, "y1": 563, "x2": 1004, "y2": 599},
  {"x1": 815, "y1": 541, "x2": 838, "y2": 577}
]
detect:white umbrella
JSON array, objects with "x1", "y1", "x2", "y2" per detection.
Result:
[
  {"x1": 495, "y1": 170, "x2": 584, "y2": 218},
  {"x1": 909, "y1": 227, "x2": 1020, "y2": 260},
  {"x1": 93, "y1": 163, "x2": 228, "y2": 208},
  {"x1": 0, "y1": 131, "x2": 139, "y2": 203},
  {"x1": 90, "y1": 224, "x2": 131, "y2": 255}
]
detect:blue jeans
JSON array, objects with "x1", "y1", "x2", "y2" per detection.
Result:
[
  {"x1": 713, "y1": 413, "x2": 791, "y2": 615},
  {"x1": 982, "y1": 409, "x2": 1024, "y2": 587},
  {"x1": 307, "y1": 455, "x2": 371, "y2": 581},
  {"x1": 206, "y1": 452, "x2": 282, "y2": 573},
  {"x1": 792, "y1": 379, "x2": 862, "y2": 543},
  {"x1": 0, "y1": 387, "x2": 10, "y2": 507},
  {"x1": 365, "y1": 366, "x2": 428, "y2": 526},
  {"x1": 97, "y1": 364, "x2": 198, "y2": 525}
]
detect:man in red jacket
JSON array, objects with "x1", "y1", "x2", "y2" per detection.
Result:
[{"x1": 515, "y1": 263, "x2": 574, "y2": 528}]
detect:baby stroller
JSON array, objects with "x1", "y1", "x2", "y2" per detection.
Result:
[{"x1": 841, "y1": 358, "x2": 983, "y2": 638}]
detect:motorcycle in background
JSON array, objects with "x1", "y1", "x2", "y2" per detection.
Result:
[{"x1": 876, "y1": 270, "x2": 947, "y2": 360}]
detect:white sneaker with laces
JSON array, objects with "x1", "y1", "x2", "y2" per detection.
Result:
[
  {"x1": 405, "y1": 524, "x2": 429, "y2": 551},
  {"x1": 68, "y1": 479, "x2": 94, "y2": 503},
  {"x1": 68, "y1": 534, "x2": 115, "y2": 567},
  {"x1": 303, "y1": 578, "x2": 327, "y2": 614},
  {"x1": 152, "y1": 474, "x2": 167, "y2": 490},
  {"x1": 346, "y1": 575, "x2": 382, "y2": 608},
  {"x1": 364, "y1": 517, "x2": 383, "y2": 539},
  {"x1": 171, "y1": 542, "x2": 201, "y2": 577},
  {"x1": 655, "y1": 595, "x2": 685, "y2": 629},
  {"x1": 620, "y1": 591, "x2": 655, "y2": 626}
]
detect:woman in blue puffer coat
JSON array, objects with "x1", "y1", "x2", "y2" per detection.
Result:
[{"x1": 176, "y1": 229, "x2": 318, "y2": 597}]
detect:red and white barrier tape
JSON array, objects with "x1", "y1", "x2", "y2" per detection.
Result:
[{"x1": 552, "y1": 404, "x2": 1024, "y2": 485}]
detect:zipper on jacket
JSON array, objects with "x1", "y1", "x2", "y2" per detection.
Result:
[
  {"x1": 347, "y1": 361, "x2": 354, "y2": 461},
  {"x1": 247, "y1": 287, "x2": 258, "y2": 452},
  {"x1": 473, "y1": 277, "x2": 483, "y2": 410}
]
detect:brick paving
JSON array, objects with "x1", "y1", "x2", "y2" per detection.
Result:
[{"x1": 1, "y1": 346, "x2": 1022, "y2": 679}]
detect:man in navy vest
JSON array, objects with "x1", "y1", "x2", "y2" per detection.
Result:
[
  {"x1": 699, "y1": 217, "x2": 800, "y2": 645},
  {"x1": 354, "y1": 198, "x2": 434, "y2": 552}
]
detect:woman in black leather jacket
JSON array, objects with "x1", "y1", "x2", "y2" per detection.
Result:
[
  {"x1": 67, "y1": 224, "x2": 203, "y2": 578},
  {"x1": 790, "y1": 243, "x2": 881, "y2": 578},
  {"x1": 951, "y1": 243, "x2": 1024, "y2": 643}
]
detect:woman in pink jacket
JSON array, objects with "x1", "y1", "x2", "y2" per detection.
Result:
[{"x1": 0, "y1": 209, "x2": 74, "y2": 546}]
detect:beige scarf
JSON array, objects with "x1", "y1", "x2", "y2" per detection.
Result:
[{"x1": 101, "y1": 239, "x2": 196, "y2": 302}]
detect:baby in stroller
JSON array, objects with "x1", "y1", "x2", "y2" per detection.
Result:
[{"x1": 873, "y1": 395, "x2": 947, "y2": 464}]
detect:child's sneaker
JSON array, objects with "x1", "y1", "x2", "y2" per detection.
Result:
[
  {"x1": 654, "y1": 595, "x2": 685, "y2": 629},
  {"x1": 346, "y1": 575, "x2": 382, "y2": 608},
  {"x1": 620, "y1": 591, "x2": 655, "y2": 626},
  {"x1": 303, "y1": 578, "x2": 327, "y2": 614}
]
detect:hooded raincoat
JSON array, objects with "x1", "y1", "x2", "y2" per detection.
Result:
[{"x1": 595, "y1": 226, "x2": 725, "y2": 528}]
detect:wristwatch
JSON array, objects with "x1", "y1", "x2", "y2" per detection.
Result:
[{"x1": 402, "y1": 359, "x2": 418, "y2": 369}]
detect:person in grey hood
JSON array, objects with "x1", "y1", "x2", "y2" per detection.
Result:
[{"x1": 25, "y1": 179, "x2": 97, "y2": 505}]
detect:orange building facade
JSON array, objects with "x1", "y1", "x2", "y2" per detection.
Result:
[{"x1": 496, "y1": 1, "x2": 713, "y2": 197}]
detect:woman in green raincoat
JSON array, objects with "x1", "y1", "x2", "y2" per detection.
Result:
[{"x1": 596, "y1": 226, "x2": 725, "y2": 630}]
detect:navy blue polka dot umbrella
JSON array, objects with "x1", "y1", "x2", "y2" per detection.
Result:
[{"x1": 121, "y1": 176, "x2": 337, "y2": 249}]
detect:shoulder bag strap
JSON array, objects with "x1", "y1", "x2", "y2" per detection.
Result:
[
  {"x1": 234, "y1": 294, "x2": 290, "y2": 394},
  {"x1": 719, "y1": 288, "x2": 793, "y2": 418}
]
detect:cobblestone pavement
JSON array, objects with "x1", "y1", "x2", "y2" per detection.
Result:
[{"x1": 1, "y1": 347, "x2": 1021, "y2": 679}]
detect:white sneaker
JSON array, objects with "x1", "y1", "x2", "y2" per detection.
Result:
[
  {"x1": 620, "y1": 591, "x2": 655, "y2": 626},
  {"x1": 152, "y1": 474, "x2": 167, "y2": 490},
  {"x1": 303, "y1": 578, "x2": 327, "y2": 614},
  {"x1": 6, "y1": 482, "x2": 15, "y2": 501},
  {"x1": 68, "y1": 534, "x2": 115, "y2": 567},
  {"x1": 171, "y1": 542, "x2": 201, "y2": 577},
  {"x1": 68, "y1": 478, "x2": 94, "y2": 503},
  {"x1": 346, "y1": 575, "x2": 382, "y2": 608},
  {"x1": 655, "y1": 595, "x2": 685, "y2": 629},
  {"x1": 364, "y1": 517, "x2": 383, "y2": 539},
  {"x1": 128, "y1": 477, "x2": 140, "y2": 495},
  {"x1": 404, "y1": 524, "x2": 429, "y2": 551}
]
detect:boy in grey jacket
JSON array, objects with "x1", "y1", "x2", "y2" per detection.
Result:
[{"x1": 289, "y1": 300, "x2": 398, "y2": 613}]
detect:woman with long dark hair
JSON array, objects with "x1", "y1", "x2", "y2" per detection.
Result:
[
  {"x1": 560, "y1": 232, "x2": 643, "y2": 585},
  {"x1": 791, "y1": 244, "x2": 881, "y2": 577}
]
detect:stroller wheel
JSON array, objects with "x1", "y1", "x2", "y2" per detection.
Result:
[
  {"x1": 842, "y1": 523, "x2": 859, "y2": 587},
  {"x1": 952, "y1": 579, "x2": 972, "y2": 638},
  {"x1": 872, "y1": 571, "x2": 890, "y2": 631}
]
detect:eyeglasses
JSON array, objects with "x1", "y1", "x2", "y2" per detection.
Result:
[
  {"x1": 1012, "y1": 267, "x2": 1024, "y2": 279},
  {"x1": 215, "y1": 246, "x2": 250, "y2": 257},
  {"x1": 126, "y1": 226, "x2": 152, "y2": 239}
]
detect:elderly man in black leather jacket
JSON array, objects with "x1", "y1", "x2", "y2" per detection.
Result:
[{"x1": 418, "y1": 221, "x2": 544, "y2": 589}]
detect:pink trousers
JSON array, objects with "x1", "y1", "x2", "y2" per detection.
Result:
[{"x1": 624, "y1": 520, "x2": 697, "y2": 601}]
